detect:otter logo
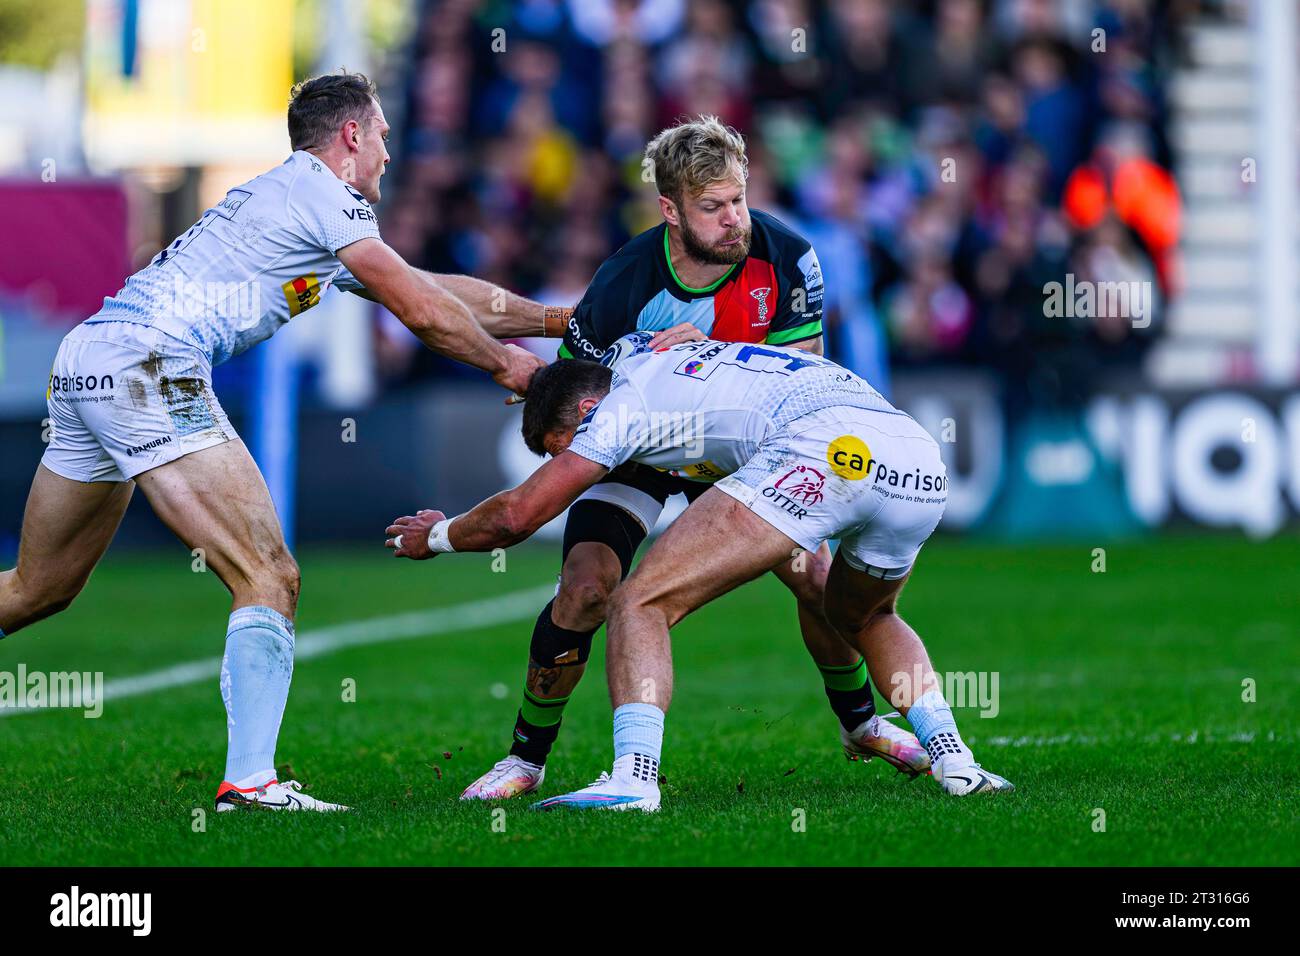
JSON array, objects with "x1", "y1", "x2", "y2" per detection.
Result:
[
  {"x1": 750, "y1": 287, "x2": 771, "y2": 326},
  {"x1": 761, "y1": 465, "x2": 826, "y2": 519}
]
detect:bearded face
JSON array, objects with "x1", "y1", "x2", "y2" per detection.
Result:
[
  {"x1": 673, "y1": 179, "x2": 752, "y2": 265},
  {"x1": 679, "y1": 210, "x2": 752, "y2": 264}
]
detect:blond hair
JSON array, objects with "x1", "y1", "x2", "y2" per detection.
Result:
[{"x1": 643, "y1": 116, "x2": 748, "y2": 207}]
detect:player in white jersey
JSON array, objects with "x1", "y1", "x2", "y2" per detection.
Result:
[
  {"x1": 386, "y1": 338, "x2": 1013, "y2": 808},
  {"x1": 0, "y1": 71, "x2": 547, "y2": 813}
]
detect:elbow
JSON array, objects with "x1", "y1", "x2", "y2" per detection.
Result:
[{"x1": 403, "y1": 305, "x2": 444, "y2": 340}]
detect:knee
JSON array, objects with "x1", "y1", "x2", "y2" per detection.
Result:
[
  {"x1": 608, "y1": 579, "x2": 677, "y2": 630},
  {"x1": 4, "y1": 569, "x2": 83, "y2": 625},
  {"x1": 555, "y1": 551, "x2": 620, "y2": 626},
  {"x1": 556, "y1": 574, "x2": 614, "y2": 624},
  {"x1": 789, "y1": 548, "x2": 832, "y2": 610},
  {"x1": 827, "y1": 600, "x2": 897, "y2": 638}
]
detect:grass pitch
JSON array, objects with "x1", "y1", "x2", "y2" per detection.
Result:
[{"x1": 0, "y1": 535, "x2": 1294, "y2": 866}]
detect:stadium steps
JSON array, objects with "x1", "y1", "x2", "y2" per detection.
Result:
[{"x1": 1152, "y1": 17, "x2": 1295, "y2": 383}]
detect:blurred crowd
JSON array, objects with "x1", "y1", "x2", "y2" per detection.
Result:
[{"x1": 381, "y1": 0, "x2": 1191, "y2": 407}]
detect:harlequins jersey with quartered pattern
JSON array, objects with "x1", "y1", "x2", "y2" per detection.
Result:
[{"x1": 560, "y1": 208, "x2": 824, "y2": 362}]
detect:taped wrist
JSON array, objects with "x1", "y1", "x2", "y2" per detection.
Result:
[
  {"x1": 542, "y1": 306, "x2": 574, "y2": 338},
  {"x1": 530, "y1": 599, "x2": 596, "y2": 667}
]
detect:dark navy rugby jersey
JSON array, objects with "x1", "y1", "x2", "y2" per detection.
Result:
[{"x1": 558, "y1": 208, "x2": 824, "y2": 361}]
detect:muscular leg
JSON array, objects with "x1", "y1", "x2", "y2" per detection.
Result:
[
  {"x1": 492, "y1": 498, "x2": 646, "y2": 776},
  {"x1": 133, "y1": 440, "x2": 301, "y2": 789},
  {"x1": 771, "y1": 546, "x2": 933, "y2": 780},
  {"x1": 544, "y1": 488, "x2": 800, "y2": 800},
  {"x1": 134, "y1": 440, "x2": 299, "y2": 616},
  {"x1": 821, "y1": 555, "x2": 937, "y2": 718},
  {"x1": 772, "y1": 543, "x2": 859, "y2": 668},
  {"x1": 822, "y1": 550, "x2": 1011, "y2": 792},
  {"x1": 607, "y1": 488, "x2": 800, "y2": 712},
  {"x1": 0, "y1": 464, "x2": 134, "y2": 635},
  {"x1": 529, "y1": 541, "x2": 622, "y2": 698},
  {"x1": 771, "y1": 542, "x2": 887, "y2": 734}
]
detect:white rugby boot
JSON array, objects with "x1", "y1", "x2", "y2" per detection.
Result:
[
  {"x1": 932, "y1": 754, "x2": 1015, "y2": 795},
  {"x1": 531, "y1": 755, "x2": 660, "y2": 813},
  {"x1": 460, "y1": 755, "x2": 546, "y2": 801},
  {"x1": 842, "y1": 713, "x2": 931, "y2": 777},
  {"x1": 215, "y1": 779, "x2": 350, "y2": 812}
]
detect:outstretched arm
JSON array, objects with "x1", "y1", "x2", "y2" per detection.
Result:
[
  {"x1": 415, "y1": 272, "x2": 572, "y2": 339},
  {"x1": 385, "y1": 452, "x2": 609, "y2": 559},
  {"x1": 337, "y1": 238, "x2": 544, "y2": 396}
]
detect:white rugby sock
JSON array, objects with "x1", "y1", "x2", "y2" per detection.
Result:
[
  {"x1": 908, "y1": 690, "x2": 973, "y2": 765},
  {"x1": 612, "y1": 703, "x2": 663, "y2": 784},
  {"x1": 221, "y1": 606, "x2": 295, "y2": 786}
]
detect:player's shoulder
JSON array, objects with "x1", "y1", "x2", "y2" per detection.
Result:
[
  {"x1": 600, "y1": 222, "x2": 663, "y2": 271},
  {"x1": 749, "y1": 208, "x2": 813, "y2": 258},
  {"x1": 584, "y1": 223, "x2": 663, "y2": 300},
  {"x1": 750, "y1": 208, "x2": 822, "y2": 293},
  {"x1": 284, "y1": 151, "x2": 372, "y2": 213}
]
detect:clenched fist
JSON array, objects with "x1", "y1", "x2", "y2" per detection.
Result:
[
  {"x1": 385, "y1": 509, "x2": 446, "y2": 559},
  {"x1": 494, "y1": 344, "x2": 547, "y2": 403}
]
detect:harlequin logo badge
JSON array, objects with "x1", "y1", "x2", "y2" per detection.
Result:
[
  {"x1": 683, "y1": 360, "x2": 704, "y2": 375},
  {"x1": 750, "y1": 287, "x2": 771, "y2": 326}
]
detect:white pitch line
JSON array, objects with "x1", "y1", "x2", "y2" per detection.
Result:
[
  {"x1": 971, "y1": 730, "x2": 1286, "y2": 747},
  {"x1": 0, "y1": 582, "x2": 557, "y2": 717}
]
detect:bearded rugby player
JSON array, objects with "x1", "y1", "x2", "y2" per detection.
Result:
[{"x1": 0, "y1": 71, "x2": 545, "y2": 813}]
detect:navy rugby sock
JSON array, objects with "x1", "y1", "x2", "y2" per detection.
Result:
[{"x1": 819, "y1": 658, "x2": 877, "y2": 731}]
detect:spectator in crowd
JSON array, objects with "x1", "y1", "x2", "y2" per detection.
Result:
[{"x1": 383, "y1": 0, "x2": 1182, "y2": 410}]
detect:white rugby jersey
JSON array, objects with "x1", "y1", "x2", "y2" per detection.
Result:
[
  {"x1": 567, "y1": 339, "x2": 903, "y2": 481},
  {"x1": 86, "y1": 151, "x2": 380, "y2": 365}
]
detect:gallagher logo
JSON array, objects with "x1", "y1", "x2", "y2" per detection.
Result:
[{"x1": 282, "y1": 274, "x2": 321, "y2": 316}]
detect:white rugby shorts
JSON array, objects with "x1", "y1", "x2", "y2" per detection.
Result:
[
  {"x1": 41, "y1": 321, "x2": 236, "y2": 482},
  {"x1": 715, "y1": 406, "x2": 948, "y2": 576}
]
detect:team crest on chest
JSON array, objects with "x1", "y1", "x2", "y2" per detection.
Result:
[{"x1": 749, "y1": 287, "x2": 771, "y2": 326}]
